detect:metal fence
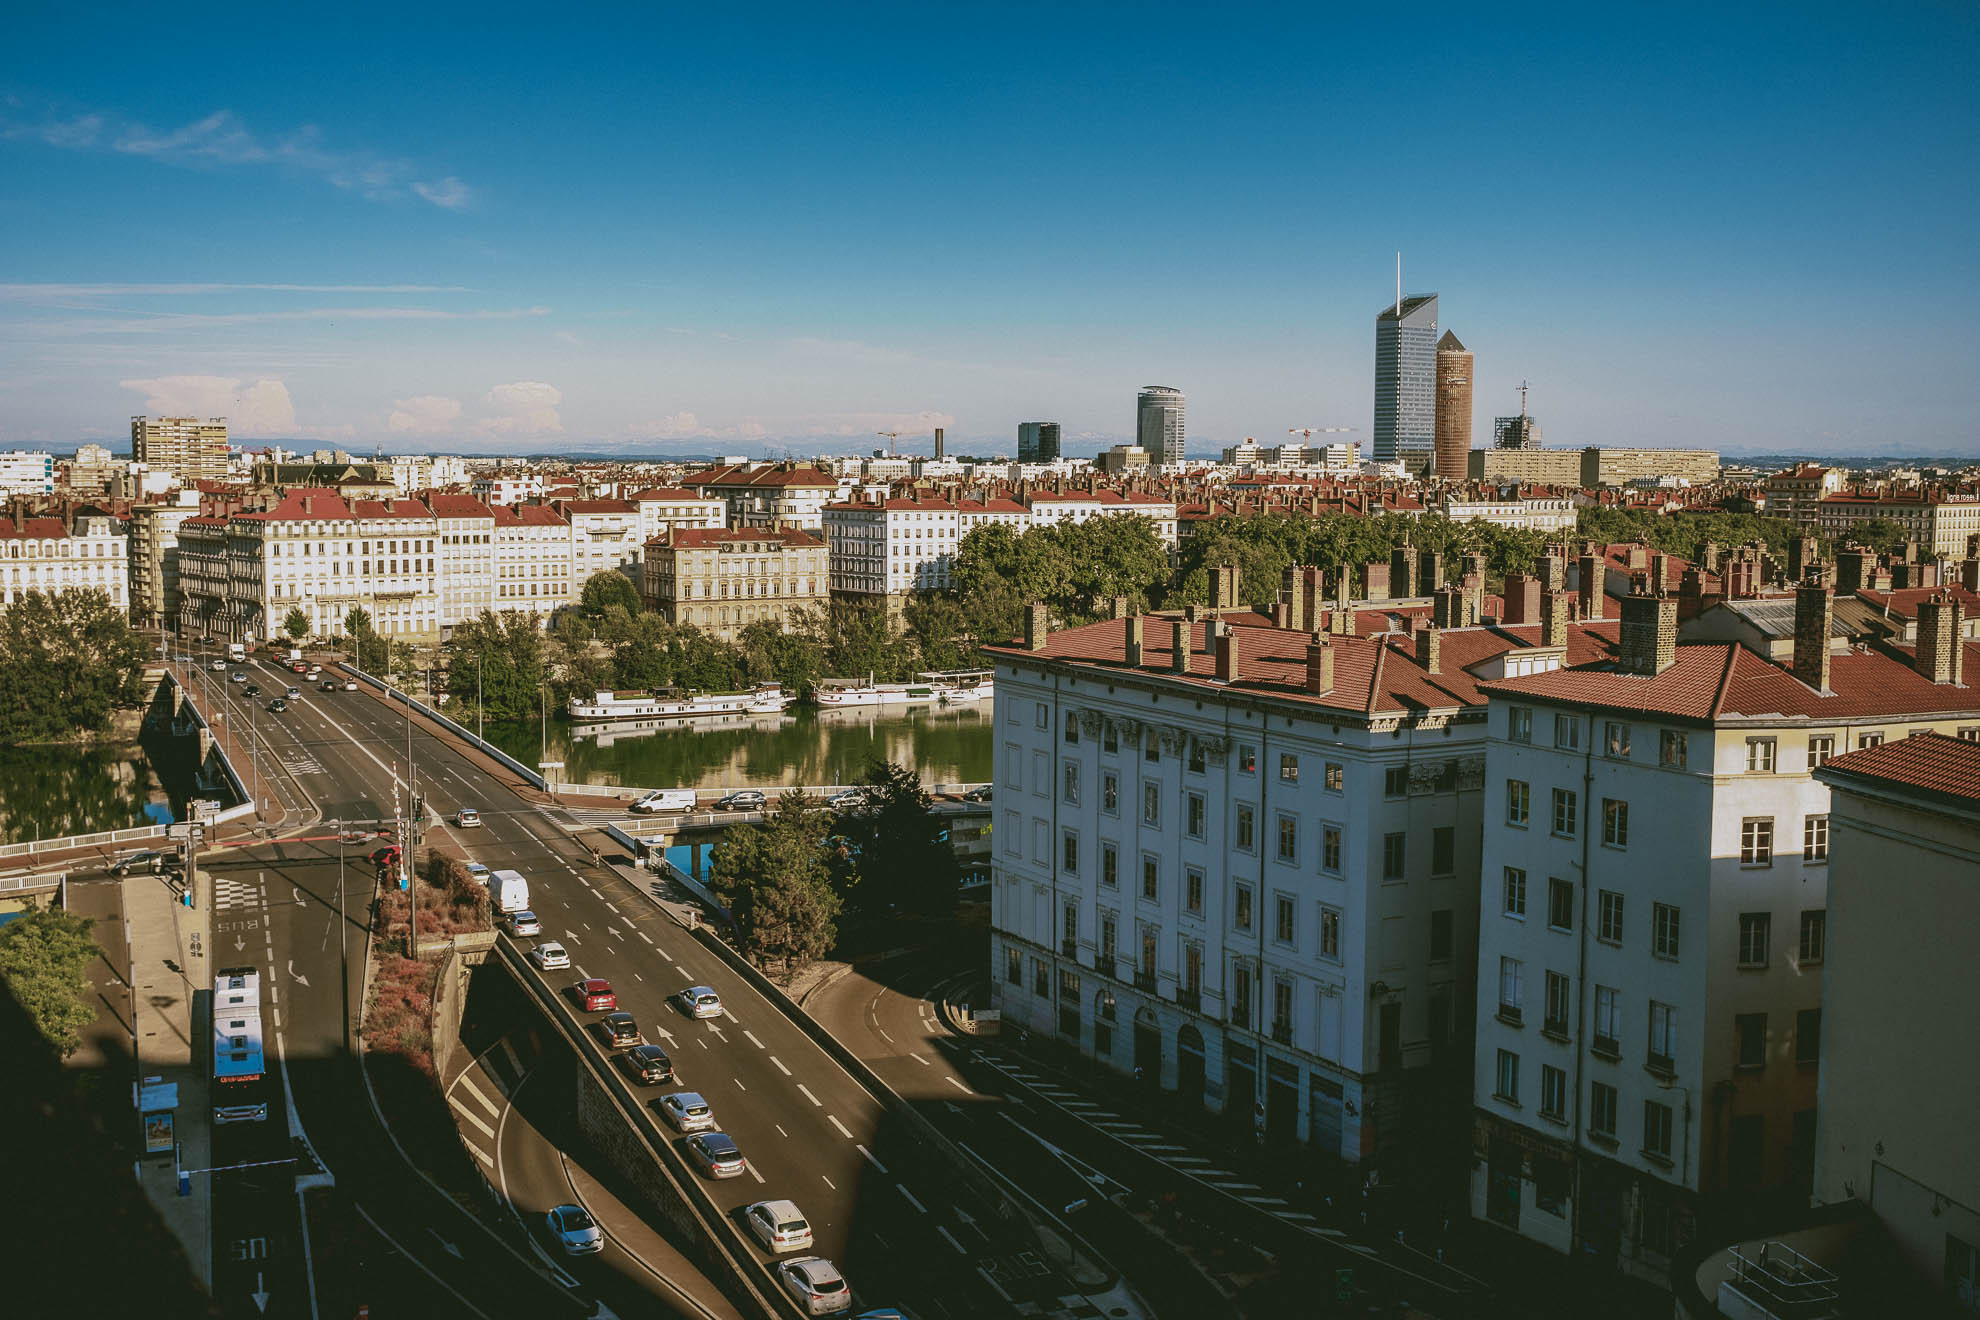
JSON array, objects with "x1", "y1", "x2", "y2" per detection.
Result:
[{"x1": 0, "y1": 823, "x2": 167, "y2": 861}]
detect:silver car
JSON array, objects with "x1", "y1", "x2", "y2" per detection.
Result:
[
  {"x1": 744, "y1": 1198, "x2": 813, "y2": 1253},
  {"x1": 655, "y1": 1090, "x2": 715, "y2": 1133},
  {"x1": 776, "y1": 1256, "x2": 851, "y2": 1314},
  {"x1": 545, "y1": 1204, "x2": 603, "y2": 1256},
  {"x1": 683, "y1": 1131, "x2": 746, "y2": 1179}
]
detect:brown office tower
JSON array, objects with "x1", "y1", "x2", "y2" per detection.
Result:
[{"x1": 1433, "y1": 331, "x2": 1473, "y2": 479}]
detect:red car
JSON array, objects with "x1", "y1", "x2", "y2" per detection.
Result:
[{"x1": 578, "y1": 978, "x2": 616, "y2": 1012}]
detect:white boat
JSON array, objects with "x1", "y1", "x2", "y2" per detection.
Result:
[
  {"x1": 928, "y1": 668, "x2": 994, "y2": 703},
  {"x1": 575, "y1": 708, "x2": 790, "y2": 746},
  {"x1": 568, "y1": 683, "x2": 791, "y2": 723},
  {"x1": 811, "y1": 676, "x2": 944, "y2": 708}
]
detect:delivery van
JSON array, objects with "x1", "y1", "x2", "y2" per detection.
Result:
[{"x1": 493, "y1": 869, "x2": 530, "y2": 914}]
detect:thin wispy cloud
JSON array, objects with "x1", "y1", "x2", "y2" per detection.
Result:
[
  {"x1": 0, "y1": 283, "x2": 471, "y2": 300},
  {"x1": 9, "y1": 305, "x2": 551, "y2": 337},
  {"x1": 2, "y1": 106, "x2": 475, "y2": 209}
]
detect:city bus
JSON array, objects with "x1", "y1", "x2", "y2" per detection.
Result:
[{"x1": 212, "y1": 966, "x2": 269, "y2": 1124}]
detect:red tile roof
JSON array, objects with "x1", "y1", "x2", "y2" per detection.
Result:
[
  {"x1": 492, "y1": 504, "x2": 568, "y2": 527},
  {"x1": 1814, "y1": 732, "x2": 1980, "y2": 806},
  {"x1": 0, "y1": 516, "x2": 75, "y2": 539},
  {"x1": 424, "y1": 493, "x2": 494, "y2": 519},
  {"x1": 348, "y1": 497, "x2": 432, "y2": 519},
  {"x1": 240, "y1": 490, "x2": 354, "y2": 522},
  {"x1": 1852, "y1": 585, "x2": 1980, "y2": 622}
]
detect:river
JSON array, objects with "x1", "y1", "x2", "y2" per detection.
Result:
[
  {"x1": 0, "y1": 742, "x2": 178, "y2": 845},
  {"x1": 479, "y1": 701, "x2": 994, "y2": 791}
]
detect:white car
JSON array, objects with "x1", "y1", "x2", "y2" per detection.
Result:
[
  {"x1": 545, "y1": 1204, "x2": 603, "y2": 1256},
  {"x1": 455, "y1": 807, "x2": 482, "y2": 828},
  {"x1": 655, "y1": 1090, "x2": 715, "y2": 1133},
  {"x1": 342, "y1": 679, "x2": 358, "y2": 691},
  {"x1": 776, "y1": 1257, "x2": 851, "y2": 1314},
  {"x1": 208, "y1": 658, "x2": 228, "y2": 671},
  {"x1": 744, "y1": 1199, "x2": 813, "y2": 1253},
  {"x1": 676, "y1": 985, "x2": 723, "y2": 1020},
  {"x1": 507, "y1": 909, "x2": 541, "y2": 937},
  {"x1": 464, "y1": 861, "x2": 490, "y2": 886},
  {"x1": 531, "y1": 941, "x2": 570, "y2": 971},
  {"x1": 630, "y1": 788, "x2": 697, "y2": 814},
  {"x1": 229, "y1": 670, "x2": 247, "y2": 684}
]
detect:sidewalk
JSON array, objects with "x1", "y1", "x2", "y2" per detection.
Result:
[{"x1": 126, "y1": 866, "x2": 213, "y2": 1294}]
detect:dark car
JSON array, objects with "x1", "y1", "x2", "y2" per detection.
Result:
[
  {"x1": 599, "y1": 1012, "x2": 642, "y2": 1049},
  {"x1": 713, "y1": 789, "x2": 766, "y2": 811},
  {"x1": 267, "y1": 698, "x2": 289, "y2": 713},
  {"x1": 318, "y1": 679, "x2": 339, "y2": 692},
  {"x1": 616, "y1": 1043, "x2": 673, "y2": 1085},
  {"x1": 242, "y1": 683, "x2": 261, "y2": 698},
  {"x1": 961, "y1": 784, "x2": 992, "y2": 803}
]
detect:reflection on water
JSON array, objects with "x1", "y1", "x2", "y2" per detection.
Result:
[
  {"x1": 480, "y1": 702, "x2": 993, "y2": 790},
  {"x1": 0, "y1": 743, "x2": 171, "y2": 844}
]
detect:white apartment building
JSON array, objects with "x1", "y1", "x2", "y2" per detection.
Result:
[
  {"x1": 679, "y1": 462, "x2": 840, "y2": 531},
  {"x1": 491, "y1": 502, "x2": 574, "y2": 616},
  {"x1": 471, "y1": 472, "x2": 546, "y2": 506},
  {"x1": 823, "y1": 496, "x2": 968, "y2": 602},
  {"x1": 630, "y1": 487, "x2": 726, "y2": 544},
  {"x1": 1026, "y1": 490, "x2": 1179, "y2": 546},
  {"x1": 1467, "y1": 584, "x2": 1980, "y2": 1288},
  {"x1": 427, "y1": 493, "x2": 496, "y2": 629},
  {"x1": 1438, "y1": 496, "x2": 1577, "y2": 534},
  {"x1": 1221, "y1": 440, "x2": 1360, "y2": 473},
  {"x1": 0, "y1": 508, "x2": 128, "y2": 613},
  {"x1": 986, "y1": 601, "x2": 1619, "y2": 1162},
  {"x1": 0, "y1": 450, "x2": 55, "y2": 497},
  {"x1": 642, "y1": 527, "x2": 828, "y2": 639},
  {"x1": 388, "y1": 453, "x2": 470, "y2": 494},
  {"x1": 126, "y1": 490, "x2": 205, "y2": 629},
  {"x1": 558, "y1": 499, "x2": 642, "y2": 584},
  {"x1": 1814, "y1": 492, "x2": 1980, "y2": 558}
]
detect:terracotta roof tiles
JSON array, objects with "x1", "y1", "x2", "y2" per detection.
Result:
[{"x1": 1814, "y1": 732, "x2": 1980, "y2": 806}]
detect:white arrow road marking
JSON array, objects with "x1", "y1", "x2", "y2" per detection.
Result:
[
  {"x1": 286, "y1": 960, "x2": 309, "y2": 987},
  {"x1": 251, "y1": 1272, "x2": 269, "y2": 1312},
  {"x1": 428, "y1": 1229, "x2": 463, "y2": 1259}
]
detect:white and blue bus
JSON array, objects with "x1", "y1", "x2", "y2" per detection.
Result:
[{"x1": 212, "y1": 966, "x2": 269, "y2": 1124}]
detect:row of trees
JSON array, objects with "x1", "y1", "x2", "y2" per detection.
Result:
[
  {"x1": 0, "y1": 905, "x2": 100, "y2": 1058},
  {"x1": 705, "y1": 761, "x2": 957, "y2": 971},
  {"x1": 0, "y1": 589, "x2": 151, "y2": 743}
]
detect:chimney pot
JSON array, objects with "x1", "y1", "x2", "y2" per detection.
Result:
[
  {"x1": 1171, "y1": 619, "x2": 1191, "y2": 673},
  {"x1": 1024, "y1": 602, "x2": 1050, "y2": 652},
  {"x1": 1215, "y1": 629, "x2": 1238, "y2": 682},
  {"x1": 1305, "y1": 635, "x2": 1335, "y2": 694},
  {"x1": 1792, "y1": 579, "x2": 1834, "y2": 693}
]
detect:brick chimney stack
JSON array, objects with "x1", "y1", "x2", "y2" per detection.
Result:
[
  {"x1": 1171, "y1": 619, "x2": 1191, "y2": 673},
  {"x1": 1836, "y1": 545, "x2": 1875, "y2": 594},
  {"x1": 1916, "y1": 592, "x2": 1966, "y2": 685},
  {"x1": 1503, "y1": 574, "x2": 1541, "y2": 625},
  {"x1": 1539, "y1": 547, "x2": 1567, "y2": 592},
  {"x1": 1391, "y1": 543, "x2": 1419, "y2": 600},
  {"x1": 1618, "y1": 585, "x2": 1678, "y2": 675},
  {"x1": 1420, "y1": 549, "x2": 1444, "y2": 597},
  {"x1": 1305, "y1": 635, "x2": 1335, "y2": 695},
  {"x1": 1541, "y1": 588, "x2": 1569, "y2": 650},
  {"x1": 1024, "y1": 602, "x2": 1050, "y2": 651},
  {"x1": 1792, "y1": 574, "x2": 1833, "y2": 694},
  {"x1": 1416, "y1": 624, "x2": 1443, "y2": 674},
  {"x1": 1361, "y1": 559, "x2": 1391, "y2": 601},
  {"x1": 1125, "y1": 614, "x2": 1146, "y2": 666},
  {"x1": 1577, "y1": 552, "x2": 1606, "y2": 619},
  {"x1": 1111, "y1": 595, "x2": 1132, "y2": 620},
  {"x1": 1215, "y1": 629, "x2": 1239, "y2": 682},
  {"x1": 1432, "y1": 584, "x2": 1462, "y2": 629}
]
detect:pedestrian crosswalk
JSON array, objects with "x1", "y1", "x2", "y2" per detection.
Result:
[
  {"x1": 215, "y1": 877, "x2": 262, "y2": 911},
  {"x1": 280, "y1": 750, "x2": 326, "y2": 776},
  {"x1": 986, "y1": 1057, "x2": 1330, "y2": 1233}
]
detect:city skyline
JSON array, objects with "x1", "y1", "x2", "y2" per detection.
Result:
[{"x1": 3, "y1": 5, "x2": 1977, "y2": 458}]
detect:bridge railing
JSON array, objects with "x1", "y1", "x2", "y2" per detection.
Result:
[
  {"x1": 0, "y1": 822, "x2": 169, "y2": 862},
  {"x1": 338, "y1": 664, "x2": 547, "y2": 790}
]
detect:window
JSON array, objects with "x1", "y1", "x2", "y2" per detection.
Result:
[
  {"x1": 1602, "y1": 798, "x2": 1629, "y2": 848},
  {"x1": 1274, "y1": 894, "x2": 1295, "y2": 944},
  {"x1": 1648, "y1": 1001, "x2": 1676, "y2": 1072},
  {"x1": 1432, "y1": 826, "x2": 1455, "y2": 875},
  {"x1": 1003, "y1": 743, "x2": 1022, "y2": 788},
  {"x1": 1144, "y1": 733, "x2": 1159, "y2": 763},
  {"x1": 1233, "y1": 883, "x2": 1253, "y2": 931},
  {"x1": 1494, "y1": 1049, "x2": 1520, "y2": 1103},
  {"x1": 1101, "y1": 843, "x2": 1118, "y2": 888},
  {"x1": 1960, "y1": 726, "x2": 1980, "y2": 743},
  {"x1": 1140, "y1": 856, "x2": 1159, "y2": 901},
  {"x1": 1506, "y1": 778, "x2": 1530, "y2": 826},
  {"x1": 1102, "y1": 771, "x2": 1118, "y2": 813},
  {"x1": 1741, "y1": 817, "x2": 1774, "y2": 866},
  {"x1": 1746, "y1": 738, "x2": 1777, "y2": 773},
  {"x1": 1237, "y1": 744, "x2": 1255, "y2": 774},
  {"x1": 1548, "y1": 877, "x2": 1574, "y2": 932},
  {"x1": 1003, "y1": 809, "x2": 1021, "y2": 854},
  {"x1": 1653, "y1": 902, "x2": 1681, "y2": 959},
  {"x1": 1062, "y1": 830, "x2": 1079, "y2": 875},
  {"x1": 1430, "y1": 909, "x2": 1453, "y2": 962},
  {"x1": 1035, "y1": 702, "x2": 1048, "y2": 730},
  {"x1": 1508, "y1": 706, "x2": 1532, "y2": 743},
  {"x1": 1319, "y1": 906, "x2": 1341, "y2": 960},
  {"x1": 1235, "y1": 803, "x2": 1253, "y2": 852},
  {"x1": 1554, "y1": 713, "x2": 1581, "y2": 749},
  {"x1": 1540, "y1": 1065, "x2": 1567, "y2": 1120},
  {"x1": 1598, "y1": 890, "x2": 1624, "y2": 944},
  {"x1": 1142, "y1": 782, "x2": 1160, "y2": 826},
  {"x1": 1099, "y1": 913, "x2": 1117, "y2": 962},
  {"x1": 1324, "y1": 761, "x2": 1343, "y2": 792},
  {"x1": 1594, "y1": 986, "x2": 1620, "y2": 1056},
  {"x1": 1383, "y1": 765, "x2": 1408, "y2": 797},
  {"x1": 1503, "y1": 867, "x2": 1528, "y2": 917},
  {"x1": 1062, "y1": 902, "x2": 1079, "y2": 947},
  {"x1": 1005, "y1": 946, "x2": 1022, "y2": 985},
  {"x1": 1102, "y1": 721, "x2": 1118, "y2": 753},
  {"x1": 1182, "y1": 943, "x2": 1201, "y2": 994},
  {"x1": 1795, "y1": 1008, "x2": 1821, "y2": 1066},
  {"x1": 1278, "y1": 753, "x2": 1298, "y2": 782},
  {"x1": 1803, "y1": 814, "x2": 1828, "y2": 862},
  {"x1": 1604, "y1": 722, "x2": 1632, "y2": 759},
  {"x1": 1321, "y1": 825, "x2": 1342, "y2": 872},
  {"x1": 1551, "y1": 788, "x2": 1578, "y2": 837},
  {"x1": 1185, "y1": 868, "x2": 1203, "y2": 916},
  {"x1": 1738, "y1": 912, "x2": 1771, "y2": 967},
  {"x1": 1544, "y1": 970, "x2": 1570, "y2": 1036},
  {"x1": 1186, "y1": 792, "x2": 1205, "y2": 839},
  {"x1": 1589, "y1": 1081, "x2": 1618, "y2": 1140},
  {"x1": 1276, "y1": 813, "x2": 1298, "y2": 862},
  {"x1": 1660, "y1": 729, "x2": 1688, "y2": 768},
  {"x1": 1034, "y1": 958, "x2": 1049, "y2": 996},
  {"x1": 1799, "y1": 909, "x2": 1826, "y2": 963},
  {"x1": 1382, "y1": 832, "x2": 1406, "y2": 881},
  {"x1": 1063, "y1": 762, "x2": 1080, "y2": 805},
  {"x1": 1064, "y1": 712, "x2": 1079, "y2": 744},
  {"x1": 1808, "y1": 735, "x2": 1834, "y2": 768},
  {"x1": 1498, "y1": 957, "x2": 1525, "y2": 1022},
  {"x1": 1855, "y1": 731, "x2": 1884, "y2": 750},
  {"x1": 1736, "y1": 1012, "x2": 1767, "y2": 1069},
  {"x1": 1187, "y1": 742, "x2": 1206, "y2": 775},
  {"x1": 1643, "y1": 1100, "x2": 1674, "y2": 1162}
]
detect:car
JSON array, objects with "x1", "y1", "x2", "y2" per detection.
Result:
[
  {"x1": 826, "y1": 788, "x2": 867, "y2": 809},
  {"x1": 267, "y1": 698, "x2": 289, "y2": 713},
  {"x1": 454, "y1": 807, "x2": 482, "y2": 828},
  {"x1": 683, "y1": 1131, "x2": 746, "y2": 1179},
  {"x1": 367, "y1": 844, "x2": 402, "y2": 869},
  {"x1": 242, "y1": 683, "x2": 261, "y2": 698},
  {"x1": 675, "y1": 985, "x2": 723, "y2": 1020},
  {"x1": 630, "y1": 788, "x2": 696, "y2": 814},
  {"x1": 464, "y1": 861, "x2": 491, "y2": 886},
  {"x1": 655, "y1": 1090, "x2": 715, "y2": 1133},
  {"x1": 506, "y1": 909, "x2": 542, "y2": 937},
  {"x1": 318, "y1": 679, "x2": 339, "y2": 692},
  {"x1": 744, "y1": 1199, "x2": 814, "y2": 1253},
  {"x1": 284, "y1": 686, "x2": 300, "y2": 699},
  {"x1": 576, "y1": 977, "x2": 616, "y2": 1011},
  {"x1": 598, "y1": 1011, "x2": 641, "y2": 1048},
  {"x1": 616, "y1": 1043, "x2": 673, "y2": 1085},
  {"x1": 307, "y1": 663, "x2": 322, "y2": 675},
  {"x1": 111, "y1": 849, "x2": 167, "y2": 877},
  {"x1": 229, "y1": 670, "x2": 247, "y2": 684},
  {"x1": 545, "y1": 1204, "x2": 604, "y2": 1256},
  {"x1": 343, "y1": 679, "x2": 358, "y2": 691},
  {"x1": 961, "y1": 784, "x2": 992, "y2": 803},
  {"x1": 776, "y1": 1256, "x2": 851, "y2": 1314},
  {"x1": 290, "y1": 661, "x2": 308, "y2": 674},
  {"x1": 531, "y1": 941, "x2": 570, "y2": 971},
  {"x1": 208, "y1": 658, "x2": 228, "y2": 671},
  {"x1": 713, "y1": 789, "x2": 766, "y2": 811}
]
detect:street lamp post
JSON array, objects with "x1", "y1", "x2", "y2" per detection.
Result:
[{"x1": 477, "y1": 649, "x2": 484, "y2": 743}]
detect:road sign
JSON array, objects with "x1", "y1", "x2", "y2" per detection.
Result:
[{"x1": 538, "y1": 760, "x2": 565, "y2": 771}]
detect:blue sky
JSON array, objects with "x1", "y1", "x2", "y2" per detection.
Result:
[{"x1": 3, "y1": 3, "x2": 1977, "y2": 458}]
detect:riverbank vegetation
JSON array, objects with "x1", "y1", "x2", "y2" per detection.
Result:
[
  {"x1": 0, "y1": 904, "x2": 100, "y2": 1058},
  {"x1": 0, "y1": 588, "x2": 151, "y2": 743}
]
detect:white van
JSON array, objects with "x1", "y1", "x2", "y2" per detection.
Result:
[
  {"x1": 630, "y1": 788, "x2": 697, "y2": 814},
  {"x1": 493, "y1": 869, "x2": 530, "y2": 914}
]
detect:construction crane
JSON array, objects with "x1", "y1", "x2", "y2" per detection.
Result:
[
  {"x1": 876, "y1": 430, "x2": 909, "y2": 457},
  {"x1": 1289, "y1": 427, "x2": 1358, "y2": 441}
]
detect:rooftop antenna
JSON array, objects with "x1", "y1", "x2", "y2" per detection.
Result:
[
  {"x1": 1395, "y1": 252, "x2": 1402, "y2": 317},
  {"x1": 1519, "y1": 379, "x2": 1530, "y2": 419}
]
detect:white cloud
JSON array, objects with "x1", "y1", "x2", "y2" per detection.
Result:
[
  {"x1": 15, "y1": 304, "x2": 549, "y2": 337},
  {"x1": 387, "y1": 395, "x2": 463, "y2": 436},
  {"x1": 475, "y1": 380, "x2": 563, "y2": 436},
  {"x1": 119, "y1": 374, "x2": 298, "y2": 435},
  {"x1": 625, "y1": 412, "x2": 769, "y2": 440},
  {"x1": 412, "y1": 177, "x2": 473, "y2": 210},
  {"x1": 0, "y1": 283, "x2": 469, "y2": 299}
]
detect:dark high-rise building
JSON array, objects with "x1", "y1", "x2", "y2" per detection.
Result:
[
  {"x1": 1017, "y1": 422, "x2": 1062, "y2": 463},
  {"x1": 1136, "y1": 386, "x2": 1186, "y2": 466},
  {"x1": 1434, "y1": 330, "x2": 1473, "y2": 479},
  {"x1": 1374, "y1": 295, "x2": 1438, "y2": 468},
  {"x1": 1493, "y1": 415, "x2": 1542, "y2": 449}
]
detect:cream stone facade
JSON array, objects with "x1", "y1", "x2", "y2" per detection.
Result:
[
  {"x1": 0, "y1": 508, "x2": 128, "y2": 613},
  {"x1": 641, "y1": 527, "x2": 827, "y2": 640}
]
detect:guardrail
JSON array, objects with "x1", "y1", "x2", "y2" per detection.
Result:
[
  {"x1": 600, "y1": 825, "x2": 733, "y2": 923},
  {"x1": 338, "y1": 664, "x2": 547, "y2": 790},
  {"x1": 0, "y1": 822, "x2": 168, "y2": 861}
]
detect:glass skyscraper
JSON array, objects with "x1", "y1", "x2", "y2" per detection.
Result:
[
  {"x1": 1017, "y1": 421, "x2": 1062, "y2": 462},
  {"x1": 1136, "y1": 386, "x2": 1186, "y2": 467},
  {"x1": 1374, "y1": 294, "x2": 1438, "y2": 467}
]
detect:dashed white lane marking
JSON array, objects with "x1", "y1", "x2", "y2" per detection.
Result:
[
  {"x1": 734, "y1": 1077, "x2": 748, "y2": 1091},
  {"x1": 454, "y1": 1071, "x2": 499, "y2": 1117},
  {"x1": 465, "y1": 1141, "x2": 494, "y2": 1168},
  {"x1": 909, "y1": 1053, "x2": 930, "y2": 1066},
  {"x1": 636, "y1": 930, "x2": 652, "y2": 945},
  {"x1": 898, "y1": 1185, "x2": 927, "y2": 1213},
  {"x1": 450, "y1": 1098, "x2": 496, "y2": 1140},
  {"x1": 776, "y1": 1124, "x2": 788, "y2": 1138},
  {"x1": 499, "y1": 1039, "x2": 523, "y2": 1076},
  {"x1": 828, "y1": 1115, "x2": 853, "y2": 1139},
  {"x1": 856, "y1": 1144, "x2": 888, "y2": 1173},
  {"x1": 745, "y1": 1162, "x2": 765, "y2": 1184},
  {"x1": 797, "y1": 1084, "x2": 821, "y2": 1107},
  {"x1": 770, "y1": 1056, "x2": 791, "y2": 1076},
  {"x1": 821, "y1": 1175, "x2": 835, "y2": 1190},
  {"x1": 743, "y1": 1030, "x2": 764, "y2": 1049},
  {"x1": 876, "y1": 1027, "x2": 894, "y2": 1044},
  {"x1": 939, "y1": 1226, "x2": 967, "y2": 1254},
  {"x1": 604, "y1": 902, "x2": 618, "y2": 914},
  {"x1": 944, "y1": 1076, "x2": 972, "y2": 1094}
]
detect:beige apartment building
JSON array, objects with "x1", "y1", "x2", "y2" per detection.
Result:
[
  {"x1": 132, "y1": 415, "x2": 230, "y2": 484},
  {"x1": 1813, "y1": 492, "x2": 1980, "y2": 558},
  {"x1": 641, "y1": 527, "x2": 827, "y2": 640},
  {"x1": 126, "y1": 490, "x2": 204, "y2": 629}
]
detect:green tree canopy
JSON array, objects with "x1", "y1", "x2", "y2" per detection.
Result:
[
  {"x1": 282, "y1": 606, "x2": 311, "y2": 642},
  {"x1": 837, "y1": 759, "x2": 957, "y2": 916},
  {"x1": 1838, "y1": 517, "x2": 1910, "y2": 557},
  {"x1": 579, "y1": 570, "x2": 642, "y2": 617},
  {"x1": 0, "y1": 588, "x2": 150, "y2": 742},
  {"x1": 441, "y1": 611, "x2": 548, "y2": 722},
  {"x1": 706, "y1": 790, "x2": 841, "y2": 970},
  {"x1": 0, "y1": 905, "x2": 99, "y2": 1057}
]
